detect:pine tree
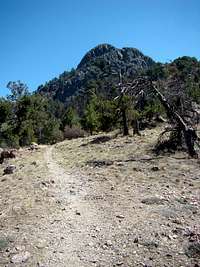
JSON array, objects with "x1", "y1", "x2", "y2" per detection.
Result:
[
  {"x1": 62, "y1": 107, "x2": 79, "y2": 129},
  {"x1": 81, "y1": 94, "x2": 100, "y2": 134}
]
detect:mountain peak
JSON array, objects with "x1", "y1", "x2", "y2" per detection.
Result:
[
  {"x1": 77, "y1": 44, "x2": 154, "y2": 69},
  {"x1": 77, "y1": 44, "x2": 116, "y2": 68},
  {"x1": 38, "y1": 44, "x2": 155, "y2": 103}
]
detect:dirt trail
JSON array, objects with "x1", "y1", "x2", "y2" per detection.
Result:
[
  {"x1": 41, "y1": 145, "x2": 106, "y2": 267},
  {"x1": 0, "y1": 129, "x2": 199, "y2": 267},
  {"x1": 0, "y1": 145, "x2": 105, "y2": 267},
  {"x1": 43, "y1": 145, "x2": 139, "y2": 267},
  {"x1": 43, "y1": 145, "x2": 86, "y2": 266}
]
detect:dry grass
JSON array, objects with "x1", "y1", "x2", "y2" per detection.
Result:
[
  {"x1": 54, "y1": 127, "x2": 160, "y2": 172},
  {"x1": 53, "y1": 126, "x2": 195, "y2": 185}
]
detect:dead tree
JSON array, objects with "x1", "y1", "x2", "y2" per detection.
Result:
[
  {"x1": 116, "y1": 76, "x2": 199, "y2": 158},
  {"x1": 115, "y1": 72, "x2": 129, "y2": 136},
  {"x1": 132, "y1": 89, "x2": 147, "y2": 135},
  {"x1": 121, "y1": 103, "x2": 129, "y2": 135},
  {"x1": 115, "y1": 76, "x2": 145, "y2": 136},
  {"x1": 151, "y1": 82, "x2": 199, "y2": 157},
  {"x1": 131, "y1": 119, "x2": 140, "y2": 135}
]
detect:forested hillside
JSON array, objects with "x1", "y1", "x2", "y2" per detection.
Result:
[{"x1": 0, "y1": 44, "x2": 200, "y2": 148}]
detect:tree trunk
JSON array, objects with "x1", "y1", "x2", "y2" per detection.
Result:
[
  {"x1": 132, "y1": 119, "x2": 140, "y2": 135},
  {"x1": 122, "y1": 108, "x2": 129, "y2": 136},
  {"x1": 184, "y1": 128, "x2": 198, "y2": 158}
]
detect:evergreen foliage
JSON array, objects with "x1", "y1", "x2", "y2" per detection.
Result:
[
  {"x1": 62, "y1": 107, "x2": 79, "y2": 129},
  {"x1": 0, "y1": 86, "x2": 64, "y2": 147},
  {"x1": 0, "y1": 54, "x2": 200, "y2": 147},
  {"x1": 81, "y1": 94, "x2": 100, "y2": 134}
]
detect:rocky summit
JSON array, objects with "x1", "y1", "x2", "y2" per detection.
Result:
[
  {"x1": 77, "y1": 44, "x2": 154, "y2": 70},
  {"x1": 37, "y1": 44, "x2": 155, "y2": 103}
]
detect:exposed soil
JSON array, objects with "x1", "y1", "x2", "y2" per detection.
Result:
[{"x1": 0, "y1": 127, "x2": 199, "y2": 267}]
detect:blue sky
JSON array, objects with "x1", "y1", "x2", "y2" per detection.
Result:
[{"x1": 0, "y1": 0, "x2": 199, "y2": 96}]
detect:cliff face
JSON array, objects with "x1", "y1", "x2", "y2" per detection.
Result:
[{"x1": 37, "y1": 44, "x2": 155, "y2": 103}]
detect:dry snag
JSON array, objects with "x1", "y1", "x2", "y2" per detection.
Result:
[
  {"x1": 117, "y1": 76, "x2": 199, "y2": 158},
  {"x1": 152, "y1": 82, "x2": 199, "y2": 157}
]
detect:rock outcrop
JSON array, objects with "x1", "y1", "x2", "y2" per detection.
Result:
[{"x1": 38, "y1": 44, "x2": 155, "y2": 103}]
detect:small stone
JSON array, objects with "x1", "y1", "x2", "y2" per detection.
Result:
[
  {"x1": 11, "y1": 251, "x2": 31, "y2": 263},
  {"x1": 151, "y1": 166, "x2": 159, "y2": 171},
  {"x1": 105, "y1": 240, "x2": 112, "y2": 246},
  {"x1": 91, "y1": 234, "x2": 97, "y2": 238},
  {"x1": 171, "y1": 219, "x2": 182, "y2": 225},
  {"x1": 41, "y1": 181, "x2": 47, "y2": 187},
  {"x1": 90, "y1": 259, "x2": 97, "y2": 263},
  {"x1": 3, "y1": 165, "x2": 16, "y2": 175},
  {"x1": 15, "y1": 245, "x2": 26, "y2": 251},
  {"x1": 166, "y1": 253, "x2": 173, "y2": 258},
  {"x1": 36, "y1": 240, "x2": 46, "y2": 249},
  {"x1": 75, "y1": 210, "x2": 81, "y2": 215},
  {"x1": 170, "y1": 234, "x2": 178, "y2": 239},
  {"x1": 29, "y1": 142, "x2": 39, "y2": 150},
  {"x1": 37, "y1": 262, "x2": 47, "y2": 267},
  {"x1": 142, "y1": 240, "x2": 159, "y2": 248},
  {"x1": 116, "y1": 261, "x2": 123, "y2": 265},
  {"x1": 12, "y1": 206, "x2": 25, "y2": 215},
  {"x1": 116, "y1": 214, "x2": 125, "y2": 219},
  {"x1": 141, "y1": 197, "x2": 165, "y2": 205},
  {"x1": 192, "y1": 177, "x2": 199, "y2": 180}
]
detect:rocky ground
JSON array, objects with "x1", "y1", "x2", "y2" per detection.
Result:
[{"x1": 0, "y1": 126, "x2": 199, "y2": 267}]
